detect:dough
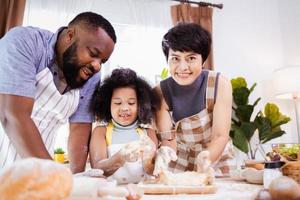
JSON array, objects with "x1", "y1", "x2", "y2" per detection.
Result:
[
  {"x1": 71, "y1": 177, "x2": 111, "y2": 197},
  {"x1": 156, "y1": 150, "x2": 215, "y2": 186},
  {"x1": 0, "y1": 158, "x2": 72, "y2": 200},
  {"x1": 157, "y1": 170, "x2": 212, "y2": 186}
]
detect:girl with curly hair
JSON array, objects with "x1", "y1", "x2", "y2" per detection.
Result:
[{"x1": 89, "y1": 68, "x2": 161, "y2": 184}]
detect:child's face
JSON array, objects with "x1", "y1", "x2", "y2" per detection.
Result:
[
  {"x1": 110, "y1": 87, "x2": 138, "y2": 126},
  {"x1": 168, "y1": 49, "x2": 203, "y2": 85}
]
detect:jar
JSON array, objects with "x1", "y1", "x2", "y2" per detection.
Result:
[{"x1": 263, "y1": 161, "x2": 285, "y2": 189}]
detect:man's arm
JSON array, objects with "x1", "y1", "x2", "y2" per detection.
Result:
[
  {"x1": 206, "y1": 75, "x2": 232, "y2": 162},
  {"x1": 68, "y1": 123, "x2": 92, "y2": 173},
  {"x1": 0, "y1": 94, "x2": 52, "y2": 159}
]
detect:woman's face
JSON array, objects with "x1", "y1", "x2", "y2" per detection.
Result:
[
  {"x1": 110, "y1": 87, "x2": 138, "y2": 126},
  {"x1": 168, "y1": 49, "x2": 203, "y2": 86}
]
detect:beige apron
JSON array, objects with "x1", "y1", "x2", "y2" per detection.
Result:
[
  {"x1": 0, "y1": 67, "x2": 79, "y2": 168},
  {"x1": 163, "y1": 71, "x2": 234, "y2": 174}
]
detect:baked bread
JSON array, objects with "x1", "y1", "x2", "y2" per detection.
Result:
[{"x1": 0, "y1": 158, "x2": 72, "y2": 200}]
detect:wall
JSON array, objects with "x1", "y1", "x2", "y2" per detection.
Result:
[
  {"x1": 211, "y1": 0, "x2": 300, "y2": 144},
  {"x1": 22, "y1": 0, "x2": 300, "y2": 150}
]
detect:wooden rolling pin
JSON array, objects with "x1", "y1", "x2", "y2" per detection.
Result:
[{"x1": 138, "y1": 184, "x2": 217, "y2": 194}]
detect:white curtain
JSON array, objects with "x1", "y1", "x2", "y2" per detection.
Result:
[
  {"x1": 23, "y1": 0, "x2": 173, "y2": 84},
  {"x1": 23, "y1": 0, "x2": 173, "y2": 150}
]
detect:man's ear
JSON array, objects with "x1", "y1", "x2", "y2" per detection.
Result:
[{"x1": 66, "y1": 27, "x2": 76, "y2": 43}]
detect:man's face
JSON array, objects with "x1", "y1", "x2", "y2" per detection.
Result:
[
  {"x1": 62, "y1": 41, "x2": 87, "y2": 89},
  {"x1": 62, "y1": 27, "x2": 115, "y2": 89}
]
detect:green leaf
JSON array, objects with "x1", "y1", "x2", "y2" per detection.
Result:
[
  {"x1": 261, "y1": 130, "x2": 286, "y2": 144},
  {"x1": 160, "y1": 67, "x2": 169, "y2": 79},
  {"x1": 249, "y1": 83, "x2": 257, "y2": 94},
  {"x1": 230, "y1": 129, "x2": 249, "y2": 153},
  {"x1": 255, "y1": 116, "x2": 272, "y2": 142},
  {"x1": 272, "y1": 115, "x2": 291, "y2": 128},
  {"x1": 264, "y1": 103, "x2": 291, "y2": 128},
  {"x1": 236, "y1": 105, "x2": 254, "y2": 122},
  {"x1": 231, "y1": 77, "x2": 247, "y2": 91},
  {"x1": 265, "y1": 103, "x2": 280, "y2": 122},
  {"x1": 240, "y1": 122, "x2": 257, "y2": 141},
  {"x1": 233, "y1": 87, "x2": 250, "y2": 106},
  {"x1": 54, "y1": 147, "x2": 65, "y2": 154}
]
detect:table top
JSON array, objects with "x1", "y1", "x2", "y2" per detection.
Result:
[
  {"x1": 69, "y1": 177, "x2": 263, "y2": 200},
  {"x1": 141, "y1": 177, "x2": 263, "y2": 200}
]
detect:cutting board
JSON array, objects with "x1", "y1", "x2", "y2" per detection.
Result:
[{"x1": 137, "y1": 183, "x2": 217, "y2": 194}]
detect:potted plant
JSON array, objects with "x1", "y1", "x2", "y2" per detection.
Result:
[
  {"x1": 160, "y1": 67, "x2": 169, "y2": 79},
  {"x1": 54, "y1": 147, "x2": 65, "y2": 163},
  {"x1": 230, "y1": 77, "x2": 291, "y2": 160}
]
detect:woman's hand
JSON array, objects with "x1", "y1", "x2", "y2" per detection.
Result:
[{"x1": 153, "y1": 146, "x2": 177, "y2": 176}]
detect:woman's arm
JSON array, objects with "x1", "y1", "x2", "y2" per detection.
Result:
[
  {"x1": 206, "y1": 75, "x2": 232, "y2": 163},
  {"x1": 89, "y1": 126, "x2": 125, "y2": 176},
  {"x1": 154, "y1": 85, "x2": 177, "y2": 150},
  {"x1": 142, "y1": 128, "x2": 158, "y2": 174}
]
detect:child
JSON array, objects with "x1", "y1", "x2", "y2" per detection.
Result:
[{"x1": 89, "y1": 68, "x2": 161, "y2": 184}]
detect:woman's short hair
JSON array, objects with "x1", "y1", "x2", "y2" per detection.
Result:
[{"x1": 162, "y1": 22, "x2": 211, "y2": 63}]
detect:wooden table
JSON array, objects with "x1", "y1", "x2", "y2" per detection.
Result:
[{"x1": 141, "y1": 177, "x2": 263, "y2": 200}]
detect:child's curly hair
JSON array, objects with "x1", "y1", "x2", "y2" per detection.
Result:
[{"x1": 90, "y1": 68, "x2": 161, "y2": 124}]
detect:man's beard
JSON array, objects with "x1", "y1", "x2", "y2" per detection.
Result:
[{"x1": 62, "y1": 42, "x2": 88, "y2": 89}]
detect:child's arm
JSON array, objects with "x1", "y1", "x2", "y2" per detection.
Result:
[{"x1": 89, "y1": 126, "x2": 125, "y2": 176}]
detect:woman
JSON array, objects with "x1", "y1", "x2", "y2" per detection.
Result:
[{"x1": 154, "y1": 23, "x2": 234, "y2": 176}]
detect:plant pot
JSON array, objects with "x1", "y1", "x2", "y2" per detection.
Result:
[
  {"x1": 245, "y1": 159, "x2": 265, "y2": 170},
  {"x1": 54, "y1": 153, "x2": 65, "y2": 163}
]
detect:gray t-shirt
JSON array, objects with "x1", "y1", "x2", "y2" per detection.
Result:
[
  {"x1": 160, "y1": 70, "x2": 219, "y2": 122},
  {"x1": 0, "y1": 26, "x2": 100, "y2": 123}
]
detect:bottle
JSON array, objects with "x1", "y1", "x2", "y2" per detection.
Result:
[{"x1": 263, "y1": 161, "x2": 285, "y2": 189}]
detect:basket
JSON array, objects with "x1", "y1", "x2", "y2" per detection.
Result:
[{"x1": 281, "y1": 161, "x2": 300, "y2": 184}]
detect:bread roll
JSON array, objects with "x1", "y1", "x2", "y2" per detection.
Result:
[
  {"x1": 0, "y1": 158, "x2": 72, "y2": 200},
  {"x1": 269, "y1": 176, "x2": 300, "y2": 200}
]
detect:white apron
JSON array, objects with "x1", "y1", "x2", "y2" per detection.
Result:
[
  {"x1": 0, "y1": 67, "x2": 79, "y2": 168},
  {"x1": 107, "y1": 144, "x2": 144, "y2": 184}
]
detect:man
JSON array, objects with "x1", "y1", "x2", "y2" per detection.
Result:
[
  {"x1": 0, "y1": 12, "x2": 116, "y2": 173},
  {"x1": 153, "y1": 23, "x2": 234, "y2": 176}
]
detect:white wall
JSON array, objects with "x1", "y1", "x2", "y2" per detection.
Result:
[
  {"x1": 23, "y1": 0, "x2": 300, "y2": 150},
  {"x1": 211, "y1": 0, "x2": 300, "y2": 143}
]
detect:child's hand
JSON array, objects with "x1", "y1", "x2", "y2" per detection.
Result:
[{"x1": 119, "y1": 141, "x2": 142, "y2": 162}]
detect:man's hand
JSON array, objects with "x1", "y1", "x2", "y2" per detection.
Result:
[{"x1": 153, "y1": 146, "x2": 177, "y2": 176}]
